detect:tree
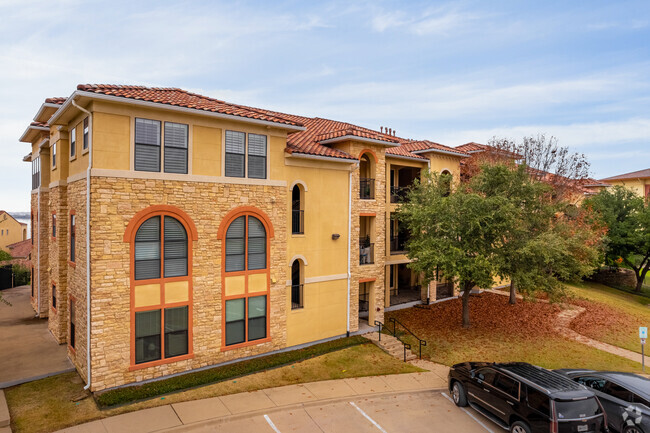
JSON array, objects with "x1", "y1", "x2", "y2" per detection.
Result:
[
  {"x1": 397, "y1": 172, "x2": 515, "y2": 328},
  {"x1": 470, "y1": 163, "x2": 603, "y2": 304},
  {"x1": 586, "y1": 186, "x2": 650, "y2": 292}
]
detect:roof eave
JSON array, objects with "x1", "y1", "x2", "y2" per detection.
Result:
[
  {"x1": 318, "y1": 135, "x2": 400, "y2": 147},
  {"x1": 50, "y1": 90, "x2": 306, "y2": 132},
  {"x1": 385, "y1": 153, "x2": 428, "y2": 162},
  {"x1": 412, "y1": 148, "x2": 467, "y2": 158},
  {"x1": 19, "y1": 125, "x2": 49, "y2": 143},
  {"x1": 288, "y1": 152, "x2": 357, "y2": 164},
  {"x1": 33, "y1": 102, "x2": 62, "y2": 123}
]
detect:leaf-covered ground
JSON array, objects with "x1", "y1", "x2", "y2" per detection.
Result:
[
  {"x1": 385, "y1": 292, "x2": 642, "y2": 372},
  {"x1": 565, "y1": 282, "x2": 650, "y2": 354}
]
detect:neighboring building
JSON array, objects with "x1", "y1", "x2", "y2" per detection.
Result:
[
  {"x1": 600, "y1": 168, "x2": 650, "y2": 199},
  {"x1": 19, "y1": 84, "x2": 467, "y2": 392},
  {"x1": 5, "y1": 239, "x2": 32, "y2": 268},
  {"x1": 0, "y1": 210, "x2": 27, "y2": 252}
]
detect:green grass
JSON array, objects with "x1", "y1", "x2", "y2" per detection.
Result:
[
  {"x1": 386, "y1": 292, "x2": 643, "y2": 373},
  {"x1": 565, "y1": 281, "x2": 650, "y2": 354},
  {"x1": 5, "y1": 339, "x2": 423, "y2": 433}
]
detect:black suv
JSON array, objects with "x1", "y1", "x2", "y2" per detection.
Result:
[{"x1": 448, "y1": 362, "x2": 609, "y2": 433}]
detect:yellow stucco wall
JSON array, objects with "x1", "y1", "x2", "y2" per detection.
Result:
[
  {"x1": 0, "y1": 213, "x2": 27, "y2": 251},
  {"x1": 67, "y1": 112, "x2": 90, "y2": 177},
  {"x1": 93, "y1": 112, "x2": 130, "y2": 171},
  {"x1": 192, "y1": 125, "x2": 221, "y2": 177},
  {"x1": 606, "y1": 179, "x2": 649, "y2": 198}
]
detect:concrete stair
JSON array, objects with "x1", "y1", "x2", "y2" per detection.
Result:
[{"x1": 371, "y1": 333, "x2": 418, "y2": 362}]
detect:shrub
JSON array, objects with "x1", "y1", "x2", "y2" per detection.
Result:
[
  {"x1": 12, "y1": 264, "x2": 30, "y2": 286},
  {"x1": 95, "y1": 335, "x2": 367, "y2": 407}
]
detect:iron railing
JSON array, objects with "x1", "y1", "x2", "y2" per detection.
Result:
[
  {"x1": 359, "y1": 240, "x2": 374, "y2": 265},
  {"x1": 374, "y1": 319, "x2": 427, "y2": 361},
  {"x1": 291, "y1": 284, "x2": 303, "y2": 309},
  {"x1": 360, "y1": 178, "x2": 375, "y2": 199},
  {"x1": 390, "y1": 186, "x2": 408, "y2": 203},
  {"x1": 291, "y1": 209, "x2": 304, "y2": 234}
]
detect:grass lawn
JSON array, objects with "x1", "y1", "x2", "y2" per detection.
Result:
[
  {"x1": 5, "y1": 341, "x2": 422, "y2": 433},
  {"x1": 386, "y1": 292, "x2": 642, "y2": 373},
  {"x1": 565, "y1": 281, "x2": 650, "y2": 354}
]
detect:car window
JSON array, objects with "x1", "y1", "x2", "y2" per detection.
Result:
[
  {"x1": 475, "y1": 368, "x2": 497, "y2": 384},
  {"x1": 527, "y1": 387, "x2": 550, "y2": 417},
  {"x1": 574, "y1": 375, "x2": 606, "y2": 392},
  {"x1": 604, "y1": 381, "x2": 634, "y2": 402},
  {"x1": 494, "y1": 374, "x2": 520, "y2": 399},
  {"x1": 632, "y1": 394, "x2": 650, "y2": 408},
  {"x1": 555, "y1": 398, "x2": 601, "y2": 420}
]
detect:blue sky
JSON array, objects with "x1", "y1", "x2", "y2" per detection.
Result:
[{"x1": 1, "y1": 0, "x2": 649, "y2": 212}]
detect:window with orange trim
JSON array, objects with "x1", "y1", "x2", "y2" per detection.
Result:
[
  {"x1": 130, "y1": 213, "x2": 192, "y2": 366},
  {"x1": 223, "y1": 214, "x2": 269, "y2": 347}
]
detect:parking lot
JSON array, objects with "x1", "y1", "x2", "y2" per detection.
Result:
[{"x1": 174, "y1": 391, "x2": 501, "y2": 433}]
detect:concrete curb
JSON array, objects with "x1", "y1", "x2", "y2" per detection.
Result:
[
  {"x1": 158, "y1": 387, "x2": 446, "y2": 433},
  {"x1": 0, "y1": 368, "x2": 76, "y2": 389}
]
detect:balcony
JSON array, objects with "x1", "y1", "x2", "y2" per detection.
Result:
[
  {"x1": 390, "y1": 186, "x2": 408, "y2": 203},
  {"x1": 291, "y1": 284, "x2": 303, "y2": 309},
  {"x1": 390, "y1": 235, "x2": 408, "y2": 255},
  {"x1": 359, "y1": 178, "x2": 375, "y2": 200},
  {"x1": 291, "y1": 209, "x2": 304, "y2": 234},
  {"x1": 389, "y1": 166, "x2": 420, "y2": 203},
  {"x1": 359, "y1": 238, "x2": 374, "y2": 265}
]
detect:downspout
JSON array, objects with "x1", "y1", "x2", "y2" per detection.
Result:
[
  {"x1": 36, "y1": 183, "x2": 41, "y2": 317},
  {"x1": 71, "y1": 99, "x2": 92, "y2": 391},
  {"x1": 346, "y1": 168, "x2": 352, "y2": 335}
]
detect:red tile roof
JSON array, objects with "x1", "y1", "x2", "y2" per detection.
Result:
[
  {"x1": 77, "y1": 84, "x2": 303, "y2": 127},
  {"x1": 601, "y1": 168, "x2": 650, "y2": 181},
  {"x1": 456, "y1": 142, "x2": 487, "y2": 153},
  {"x1": 315, "y1": 127, "x2": 400, "y2": 144},
  {"x1": 389, "y1": 140, "x2": 467, "y2": 158},
  {"x1": 30, "y1": 121, "x2": 48, "y2": 128},
  {"x1": 45, "y1": 97, "x2": 66, "y2": 105},
  {"x1": 7, "y1": 239, "x2": 31, "y2": 258}
]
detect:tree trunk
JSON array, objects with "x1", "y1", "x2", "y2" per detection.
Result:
[
  {"x1": 509, "y1": 280, "x2": 517, "y2": 305},
  {"x1": 636, "y1": 266, "x2": 649, "y2": 292},
  {"x1": 462, "y1": 282, "x2": 472, "y2": 328}
]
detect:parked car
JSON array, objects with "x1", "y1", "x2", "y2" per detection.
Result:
[
  {"x1": 555, "y1": 369, "x2": 650, "y2": 433},
  {"x1": 448, "y1": 362, "x2": 609, "y2": 433}
]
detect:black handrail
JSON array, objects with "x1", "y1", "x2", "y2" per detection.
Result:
[
  {"x1": 374, "y1": 320, "x2": 413, "y2": 362},
  {"x1": 388, "y1": 317, "x2": 427, "y2": 360}
]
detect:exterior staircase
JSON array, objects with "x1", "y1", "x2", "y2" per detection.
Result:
[{"x1": 366, "y1": 331, "x2": 418, "y2": 362}]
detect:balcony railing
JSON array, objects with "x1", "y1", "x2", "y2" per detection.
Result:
[
  {"x1": 291, "y1": 284, "x2": 303, "y2": 309},
  {"x1": 390, "y1": 186, "x2": 408, "y2": 203},
  {"x1": 390, "y1": 236, "x2": 407, "y2": 254},
  {"x1": 291, "y1": 209, "x2": 304, "y2": 234},
  {"x1": 360, "y1": 178, "x2": 375, "y2": 200},
  {"x1": 359, "y1": 239, "x2": 374, "y2": 265}
]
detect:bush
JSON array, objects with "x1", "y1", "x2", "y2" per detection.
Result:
[
  {"x1": 12, "y1": 265, "x2": 30, "y2": 286},
  {"x1": 95, "y1": 335, "x2": 368, "y2": 407},
  {"x1": 0, "y1": 250, "x2": 11, "y2": 261}
]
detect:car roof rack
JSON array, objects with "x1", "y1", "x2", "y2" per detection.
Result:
[{"x1": 495, "y1": 363, "x2": 585, "y2": 395}]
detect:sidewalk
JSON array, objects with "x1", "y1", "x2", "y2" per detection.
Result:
[{"x1": 56, "y1": 368, "x2": 450, "y2": 433}]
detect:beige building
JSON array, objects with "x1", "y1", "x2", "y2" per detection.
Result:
[
  {"x1": 600, "y1": 168, "x2": 650, "y2": 199},
  {"x1": 0, "y1": 210, "x2": 27, "y2": 252},
  {"x1": 20, "y1": 84, "x2": 467, "y2": 392}
]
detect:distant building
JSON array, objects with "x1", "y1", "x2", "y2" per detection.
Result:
[
  {"x1": 600, "y1": 168, "x2": 650, "y2": 199},
  {"x1": 0, "y1": 210, "x2": 27, "y2": 252}
]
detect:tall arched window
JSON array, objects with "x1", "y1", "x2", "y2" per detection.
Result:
[
  {"x1": 291, "y1": 184, "x2": 304, "y2": 234},
  {"x1": 441, "y1": 170, "x2": 452, "y2": 197},
  {"x1": 220, "y1": 208, "x2": 273, "y2": 349},
  {"x1": 125, "y1": 207, "x2": 196, "y2": 368},
  {"x1": 291, "y1": 259, "x2": 303, "y2": 309},
  {"x1": 359, "y1": 151, "x2": 376, "y2": 199}
]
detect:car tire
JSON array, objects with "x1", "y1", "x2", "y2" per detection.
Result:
[
  {"x1": 510, "y1": 421, "x2": 531, "y2": 433},
  {"x1": 623, "y1": 426, "x2": 644, "y2": 433},
  {"x1": 451, "y1": 381, "x2": 467, "y2": 407}
]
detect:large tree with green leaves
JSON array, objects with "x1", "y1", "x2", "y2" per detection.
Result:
[
  {"x1": 586, "y1": 186, "x2": 650, "y2": 291},
  {"x1": 397, "y1": 171, "x2": 515, "y2": 328}
]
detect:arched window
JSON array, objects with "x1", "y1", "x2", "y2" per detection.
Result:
[
  {"x1": 291, "y1": 184, "x2": 304, "y2": 234},
  {"x1": 441, "y1": 170, "x2": 452, "y2": 197},
  {"x1": 359, "y1": 152, "x2": 376, "y2": 199},
  {"x1": 127, "y1": 208, "x2": 195, "y2": 368},
  {"x1": 291, "y1": 259, "x2": 304, "y2": 309},
  {"x1": 221, "y1": 210, "x2": 272, "y2": 348}
]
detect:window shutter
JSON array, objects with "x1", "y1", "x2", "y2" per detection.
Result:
[
  {"x1": 164, "y1": 216, "x2": 188, "y2": 277},
  {"x1": 248, "y1": 134, "x2": 266, "y2": 179},
  {"x1": 135, "y1": 118, "x2": 161, "y2": 172},
  {"x1": 225, "y1": 216, "x2": 245, "y2": 272},
  {"x1": 164, "y1": 122, "x2": 188, "y2": 174},
  {"x1": 247, "y1": 217, "x2": 266, "y2": 270},
  {"x1": 225, "y1": 131, "x2": 245, "y2": 177},
  {"x1": 135, "y1": 216, "x2": 161, "y2": 280}
]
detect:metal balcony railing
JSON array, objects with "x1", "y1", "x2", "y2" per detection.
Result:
[
  {"x1": 360, "y1": 178, "x2": 375, "y2": 200},
  {"x1": 291, "y1": 209, "x2": 304, "y2": 234},
  {"x1": 390, "y1": 186, "x2": 408, "y2": 203}
]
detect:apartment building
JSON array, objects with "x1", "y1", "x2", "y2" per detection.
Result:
[
  {"x1": 20, "y1": 84, "x2": 466, "y2": 391},
  {"x1": 0, "y1": 210, "x2": 28, "y2": 252}
]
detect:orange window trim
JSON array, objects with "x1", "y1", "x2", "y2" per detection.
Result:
[
  {"x1": 218, "y1": 207, "x2": 274, "y2": 351},
  {"x1": 359, "y1": 212, "x2": 376, "y2": 217},
  {"x1": 359, "y1": 277, "x2": 376, "y2": 283},
  {"x1": 358, "y1": 148, "x2": 378, "y2": 163},
  {"x1": 126, "y1": 206, "x2": 195, "y2": 370}
]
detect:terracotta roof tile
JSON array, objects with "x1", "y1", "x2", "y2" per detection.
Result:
[
  {"x1": 389, "y1": 140, "x2": 468, "y2": 158},
  {"x1": 456, "y1": 142, "x2": 487, "y2": 153},
  {"x1": 601, "y1": 168, "x2": 650, "y2": 181},
  {"x1": 76, "y1": 84, "x2": 302, "y2": 127},
  {"x1": 315, "y1": 127, "x2": 400, "y2": 144},
  {"x1": 7, "y1": 239, "x2": 31, "y2": 258},
  {"x1": 30, "y1": 121, "x2": 48, "y2": 128},
  {"x1": 45, "y1": 97, "x2": 67, "y2": 105}
]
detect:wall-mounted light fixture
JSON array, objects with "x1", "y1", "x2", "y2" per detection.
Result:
[{"x1": 331, "y1": 233, "x2": 340, "y2": 240}]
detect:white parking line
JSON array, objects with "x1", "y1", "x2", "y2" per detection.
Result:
[
  {"x1": 441, "y1": 392, "x2": 496, "y2": 433},
  {"x1": 349, "y1": 401, "x2": 388, "y2": 433},
  {"x1": 264, "y1": 414, "x2": 282, "y2": 433}
]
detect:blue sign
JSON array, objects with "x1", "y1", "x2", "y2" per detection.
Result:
[{"x1": 640, "y1": 327, "x2": 648, "y2": 339}]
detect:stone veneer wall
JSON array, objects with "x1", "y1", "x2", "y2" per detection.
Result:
[
  {"x1": 30, "y1": 190, "x2": 50, "y2": 316},
  {"x1": 48, "y1": 185, "x2": 69, "y2": 343},
  {"x1": 67, "y1": 179, "x2": 89, "y2": 380},
  {"x1": 349, "y1": 143, "x2": 386, "y2": 330},
  {"x1": 88, "y1": 177, "x2": 287, "y2": 391}
]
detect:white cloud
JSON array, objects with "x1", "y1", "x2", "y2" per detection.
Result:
[{"x1": 369, "y1": 4, "x2": 484, "y2": 36}]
